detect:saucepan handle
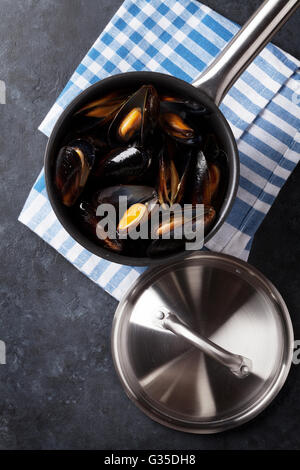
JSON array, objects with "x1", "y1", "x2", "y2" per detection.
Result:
[
  {"x1": 192, "y1": 0, "x2": 299, "y2": 105},
  {"x1": 157, "y1": 311, "x2": 252, "y2": 378}
]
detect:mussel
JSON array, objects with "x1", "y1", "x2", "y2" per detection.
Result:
[
  {"x1": 157, "y1": 140, "x2": 191, "y2": 207},
  {"x1": 74, "y1": 91, "x2": 127, "y2": 128},
  {"x1": 147, "y1": 206, "x2": 216, "y2": 257},
  {"x1": 154, "y1": 205, "x2": 215, "y2": 238},
  {"x1": 108, "y1": 84, "x2": 159, "y2": 146},
  {"x1": 91, "y1": 146, "x2": 152, "y2": 184},
  {"x1": 188, "y1": 150, "x2": 210, "y2": 205},
  {"x1": 93, "y1": 184, "x2": 157, "y2": 210},
  {"x1": 55, "y1": 139, "x2": 95, "y2": 206},
  {"x1": 159, "y1": 112, "x2": 199, "y2": 145},
  {"x1": 93, "y1": 184, "x2": 157, "y2": 246},
  {"x1": 77, "y1": 200, "x2": 123, "y2": 253},
  {"x1": 160, "y1": 95, "x2": 208, "y2": 115},
  {"x1": 159, "y1": 96, "x2": 205, "y2": 145},
  {"x1": 117, "y1": 200, "x2": 156, "y2": 238}
]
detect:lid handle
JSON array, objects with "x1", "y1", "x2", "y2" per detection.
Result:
[
  {"x1": 192, "y1": 0, "x2": 300, "y2": 105},
  {"x1": 157, "y1": 311, "x2": 252, "y2": 378}
]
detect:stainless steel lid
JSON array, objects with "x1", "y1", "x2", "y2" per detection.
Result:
[{"x1": 112, "y1": 252, "x2": 293, "y2": 433}]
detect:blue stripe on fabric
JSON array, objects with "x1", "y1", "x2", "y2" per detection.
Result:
[
  {"x1": 228, "y1": 87, "x2": 261, "y2": 116},
  {"x1": 105, "y1": 265, "x2": 132, "y2": 294},
  {"x1": 201, "y1": 14, "x2": 233, "y2": 42},
  {"x1": 145, "y1": 44, "x2": 159, "y2": 57},
  {"x1": 116, "y1": 45, "x2": 130, "y2": 59},
  {"x1": 26, "y1": 201, "x2": 52, "y2": 230},
  {"x1": 174, "y1": 44, "x2": 206, "y2": 71},
  {"x1": 173, "y1": 17, "x2": 185, "y2": 29},
  {"x1": 242, "y1": 132, "x2": 286, "y2": 164},
  {"x1": 161, "y1": 58, "x2": 192, "y2": 82},
  {"x1": 90, "y1": 75, "x2": 102, "y2": 85},
  {"x1": 130, "y1": 31, "x2": 143, "y2": 43},
  {"x1": 227, "y1": 199, "x2": 265, "y2": 236},
  {"x1": 72, "y1": 250, "x2": 94, "y2": 270},
  {"x1": 103, "y1": 61, "x2": 116, "y2": 73},
  {"x1": 267, "y1": 101, "x2": 300, "y2": 129},
  {"x1": 220, "y1": 104, "x2": 249, "y2": 130},
  {"x1": 186, "y1": 2, "x2": 198, "y2": 15},
  {"x1": 42, "y1": 219, "x2": 62, "y2": 244},
  {"x1": 157, "y1": 3, "x2": 169, "y2": 15},
  {"x1": 279, "y1": 156, "x2": 298, "y2": 172},
  {"x1": 292, "y1": 141, "x2": 300, "y2": 153},
  {"x1": 159, "y1": 30, "x2": 172, "y2": 43},
  {"x1": 102, "y1": 32, "x2": 114, "y2": 46},
  {"x1": 88, "y1": 48, "x2": 101, "y2": 60},
  {"x1": 239, "y1": 176, "x2": 275, "y2": 206},
  {"x1": 254, "y1": 55, "x2": 288, "y2": 85},
  {"x1": 188, "y1": 29, "x2": 219, "y2": 57},
  {"x1": 114, "y1": 17, "x2": 127, "y2": 31},
  {"x1": 256, "y1": 118, "x2": 294, "y2": 147},
  {"x1": 268, "y1": 44, "x2": 299, "y2": 71},
  {"x1": 240, "y1": 71, "x2": 275, "y2": 101},
  {"x1": 89, "y1": 260, "x2": 108, "y2": 282},
  {"x1": 280, "y1": 83, "x2": 300, "y2": 103},
  {"x1": 128, "y1": 3, "x2": 141, "y2": 17},
  {"x1": 59, "y1": 237, "x2": 76, "y2": 257},
  {"x1": 144, "y1": 17, "x2": 156, "y2": 30},
  {"x1": 33, "y1": 174, "x2": 46, "y2": 193},
  {"x1": 239, "y1": 151, "x2": 282, "y2": 186},
  {"x1": 206, "y1": 7, "x2": 238, "y2": 35}
]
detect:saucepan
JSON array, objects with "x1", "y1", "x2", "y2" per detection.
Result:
[{"x1": 44, "y1": 0, "x2": 299, "y2": 266}]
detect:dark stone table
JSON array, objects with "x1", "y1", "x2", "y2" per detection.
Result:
[{"x1": 0, "y1": 0, "x2": 299, "y2": 450}]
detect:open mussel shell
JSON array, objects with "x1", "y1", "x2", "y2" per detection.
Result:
[
  {"x1": 96, "y1": 221, "x2": 124, "y2": 253},
  {"x1": 157, "y1": 138, "x2": 191, "y2": 207},
  {"x1": 91, "y1": 146, "x2": 152, "y2": 184},
  {"x1": 187, "y1": 150, "x2": 211, "y2": 205},
  {"x1": 108, "y1": 84, "x2": 159, "y2": 146},
  {"x1": 117, "y1": 202, "x2": 150, "y2": 237},
  {"x1": 147, "y1": 206, "x2": 216, "y2": 257},
  {"x1": 72, "y1": 91, "x2": 127, "y2": 134},
  {"x1": 93, "y1": 184, "x2": 157, "y2": 219},
  {"x1": 157, "y1": 146, "x2": 179, "y2": 207},
  {"x1": 55, "y1": 139, "x2": 95, "y2": 207},
  {"x1": 76, "y1": 91, "x2": 126, "y2": 117},
  {"x1": 160, "y1": 95, "x2": 208, "y2": 115},
  {"x1": 159, "y1": 96, "x2": 206, "y2": 146},
  {"x1": 202, "y1": 139, "x2": 229, "y2": 208},
  {"x1": 76, "y1": 200, "x2": 98, "y2": 235},
  {"x1": 153, "y1": 205, "x2": 216, "y2": 239},
  {"x1": 77, "y1": 200, "x2": 123, "y2": 253},
  {"x1": 159, "y1": 111, "x2": 202, "y2": 146},
  {"x1": 92, "y1": 184, "x2": 157, "y2": 252},
  {"x1": 93, "y1": 184, "x2": 157, "y2": 206}
]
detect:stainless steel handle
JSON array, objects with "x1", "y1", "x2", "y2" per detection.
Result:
[
  {"x1": 158, "y1": 311, "x2": 252, "y2": 378},
  {"x1": 192, "y1": 0, "x2": 300, "y2": 105}
]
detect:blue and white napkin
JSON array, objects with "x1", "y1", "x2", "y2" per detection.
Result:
[{"x1": 19, "y1": 0, "x2": 300, "y2": 300}]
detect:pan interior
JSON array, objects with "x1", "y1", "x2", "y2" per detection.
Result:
[
  {"x1": 112, "y1": 254, "x2": 292, "y2": 432},
  {"x1": 45, "y1": 72, "x2": 238, "y2": 266}
]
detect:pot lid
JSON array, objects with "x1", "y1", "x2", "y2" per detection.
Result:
[{"x1": 112, "y1": 252, "x2": 293, "y2": 433}]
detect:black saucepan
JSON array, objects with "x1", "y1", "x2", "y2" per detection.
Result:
[{"x1": 44, "y1": 0, "x2": 299, "y2": 266}]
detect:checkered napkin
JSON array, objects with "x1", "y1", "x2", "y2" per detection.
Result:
[{"x1": 19, "y1": 0, "x2": 300, "y2": 300}]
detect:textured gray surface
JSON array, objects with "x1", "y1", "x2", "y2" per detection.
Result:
[{"x1": 0, "y1": 0, "x2": 299, "y2": 450}]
